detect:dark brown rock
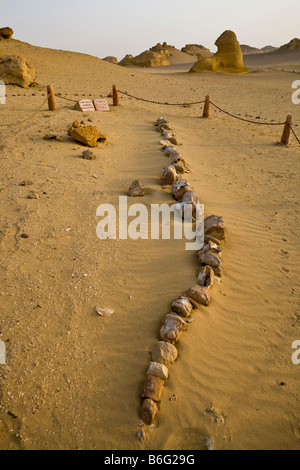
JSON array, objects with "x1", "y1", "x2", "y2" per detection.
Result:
[
  {"x1": 204, "y1": 215, "x2": 225, "y2": 241},
  {"x1": 160, "y1": 165, "x2": 178, "y2": 185},
  {"x1": 187, "y1": 285, "x2": 211, "y2": 307},
  {"x1": 141, "y1": 375, "x2": 164, "y2": 402},
  {"x1": 171, "y1": 297, "x2": 193, "y2": 317}
]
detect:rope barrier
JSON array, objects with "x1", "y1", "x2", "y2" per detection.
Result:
[
  {"x1": 289, "y1": 123, "x2": 300, "y2": 145},
  {"x1": 118, "y1": 89, "x2": 205, "y2": 107},
  {"x1": 1, "y1": 86, "x2": 299, "y2": 146},
  {"x1": 210, "y1": 101, "x2": 285, "y2": 126},
  {"x1": 0, "y1": 97, "x2": 48, "y2": 127}
]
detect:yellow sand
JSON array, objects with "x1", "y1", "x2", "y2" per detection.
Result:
[{"x1": 0, "y1": 39, "x2": 300, "y2": 450}]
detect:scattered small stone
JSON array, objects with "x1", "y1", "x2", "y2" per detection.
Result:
[
  {"x1": 92, "y1": 174, "x2": 99, "y2": 179},
  {"x1": 128, "y1": 180, "x2": 145, "y2": 197},
  {"x1": 169, "y1": 394, "x2": 177, "y2": 402},
  {"x1": 19, "y1": 180, "x2": 33, "y2": 186},
  {"x1": 43, "y1": 132, "x2": 64, "y2": 142},
  {"x1": 82, "y1": 149, "x2": 96, "y2": 160},
  {"x1": 137, "y1": 428, "x2": 146, "y2": 442},
  {"x1": 21, "y1": 233, "x2": 29, "y2": 239},
  {"x1": 95, "y1": 307, "x2": 114, "y2": 317},
  {"x1": 28, "y1": 190, "x2": 40, "y2": 200}
]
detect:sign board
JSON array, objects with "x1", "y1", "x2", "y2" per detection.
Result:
[
  {"x1": 93, "y1": 98, "x2": 110, "y2": 112},
  {"x1": 75, "y1": 99, "x2": 95, "y2": 112}
]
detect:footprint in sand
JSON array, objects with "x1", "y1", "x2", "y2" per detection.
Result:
[
  {"x1": 163, "y1": 427, "x2": 213, "y2": 451},
  {"x1": 280, "y1": 249, "x2": 289, "y2": 260},
  {"x1": 280, "y1": 266, "x2": 290, "y2": 274}
]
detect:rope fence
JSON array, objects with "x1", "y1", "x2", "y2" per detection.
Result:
[{"x1": 0, "y1": 84, "x2": 299, "y2": 146}]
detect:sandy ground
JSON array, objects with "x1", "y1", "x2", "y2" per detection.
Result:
[{"x1": 0, "y1": 39, "x2": 300, "y2": 450}]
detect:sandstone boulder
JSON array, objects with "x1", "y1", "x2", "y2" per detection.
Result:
[
  {"x1": 190, "y1": 30, "x2": 248, "y2": 74},
  {"x1": 68, "y1": 123, "x2": 106, "y2": 147},
  {"x1": 0, "y1": 55, "x2": 37, "y2": 88},
  {"x1": 0, "y1": 27, "x2": 13, "y2": 39}
]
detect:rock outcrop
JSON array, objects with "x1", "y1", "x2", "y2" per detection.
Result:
[
  {"x1": 119, "y1": 50, "x2": 170, "y2": 67},
  {"x1": 279, "y1": 38, "x2": 300, "y2": 51},
  {"x1": 102, "y1": 56, "x2": 118, "y2": 64},
  {"x1": 0, "y1": 55, "x2": 37, "y2": 87},
  {"x1": 190, "y1": 30, "x2": 248, "y2": 74},
  {"x1": 181, "y1": 44, "x2": 212, "y2": 58},
  {"x1": 0, "y1": 27, "x2": 13, "y2": 39}
]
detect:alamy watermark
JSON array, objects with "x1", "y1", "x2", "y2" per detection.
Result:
[
  {"x1": 292, "y1": 80, "x2": 300, "y2": 105},
  {"x1": 0, "y1": 341, "x2": 6, "y2": 365},
  {"x1": 292, "y1": 340, "x2": 300, "y2": 365},
  {"x1": 0, "y1": 80, "x2": 6, "y2": 105},
  {"x1": 96, "y1": 196, "x2": 204, "y2": 251}
]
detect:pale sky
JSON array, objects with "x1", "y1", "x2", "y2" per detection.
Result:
[{"x1": 1, "y1": 0, "x2": 299, "y2": 61}]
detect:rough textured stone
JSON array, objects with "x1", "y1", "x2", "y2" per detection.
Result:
[
  {"x1": 180, "y1": 191, "x2": 201, "y2": 221},
  {"x1": 0, "y1": 55, "x2": 37, "y2": 88},
  {"x1": 128, "y1": 180, "x2": 145, "y2": 197},
  {"x1": 160, "y1": 165, "x2": 178, "y2": 185},
  {"x1": 82, "y1": 149, "x2": 96, "y2": 160},
  {"x1": 190, "y1": 30, "x2": 248, "y2": 74},
  {"x1": 172, "y1": 180, "x2": 192, "y2": 202},
  {"x1": 171, "y1": 297, "x2": 193, "y2": 318},
  {"x1": 198, "y1": 242, "x2": 222, "y2": 276},
  {"x1": 204, "y1": 215, "x2": 225, "y2": 241},
  {"x1": 152, "y1": 341, "x2": 178, "y2": 365},
  {"x1": 160, "y1": 313, "x2": 187, "y2": 344},
  {"x1": 147, "y1": 362, "x2": 169, "y2": 380},
  {"x1": 141, "y1": 375, "x2": 164, "y2": 402},
  {"x1": 198, "y1": 265, "x2": 215, "y2": 288},
  {"x1": 0, "y1": 27, "x2": 13, "y2": 39},
  {"x1": 187, "y1": 285, "x2": 211, "y2": 307},
  {"x1": 140, "y1": 398, "x2": 158, "y2": 425},
  {"x1": 68, "y1": 124, "x2": 106, "y2": 147}
]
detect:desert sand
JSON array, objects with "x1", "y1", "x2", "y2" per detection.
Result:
[{"x1": 0, "y1": 38, "x2": 300, "y2": 450}]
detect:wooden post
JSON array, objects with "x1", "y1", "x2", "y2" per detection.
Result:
[
  {"x1": 47, "y1": 85, "x2": 57, "y2": 111},
  {"x1": 203, "y1": 95, "x2": 211, "y2": 118},
  {"x1": 281, "y1": 115, "x2": 292, "y2": 145},
  {"x1": 112, "y1": 85, "x2": 119, "y2": 106}
]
